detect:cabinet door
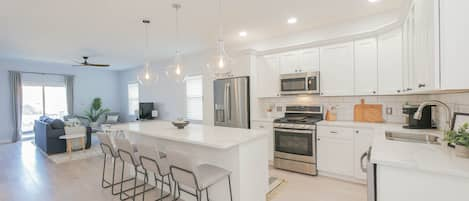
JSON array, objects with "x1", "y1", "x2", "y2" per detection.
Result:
[
  {"x1": 413, "y1": 0, "x2": 439, "y2": 91},
  {"x1": 299, "y1": 48, "x2": 320, "y2": 72},
  {"x1": 354, "y1": 38, "x2": 378, "y2": 96},
  {"x1": 440, "y1": 0, "x2": 469, "y2": 89},
  {"x1": 279, "y1": 52, "x2": 300, "y2": 74},
  {"x1": 317, "y1": 126, "x2": 354, "y2": 177},
  {"x1": 353, "y1": 128, "x2": 374, "y2": 180},
  {"x1": 320, "y1": 42, "x2": 355, "y2": 96},
  {"x1": 251, "y1": 121, "x2": 274, "y2": 162},
  {"x1": 378, "y1": 29, "x2": 403, "y2": 95},
  {"x1": 256, "y1": 55, "x2": 280, "y2": 97}
]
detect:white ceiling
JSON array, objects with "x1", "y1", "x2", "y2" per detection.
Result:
[{"x1": 0, "y1": 0, "x2": 406, "y2": 70}]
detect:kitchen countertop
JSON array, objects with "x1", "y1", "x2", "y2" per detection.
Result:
[
  {"x1": 317, "y1": 120, "x2": 469, "y2": 179},
  {"x1": 251, "y1": 118, "x2": 275, "y2": 123},
  {"x1": 112, "y1": 120, "x2": 269, "y2": 149}
]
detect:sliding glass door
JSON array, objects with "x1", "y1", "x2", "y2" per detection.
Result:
[{"x1": 21, "y1": 73, "x2": 68, "y2": 138}]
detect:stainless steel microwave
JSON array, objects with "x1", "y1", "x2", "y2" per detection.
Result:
[{"x1": 280, "y1": 72, "x2": 320, "y2": 95}]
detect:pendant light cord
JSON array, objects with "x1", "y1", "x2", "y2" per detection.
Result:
[{"x1": 218, "y1": 0, "x2": 223, "y2": 41}]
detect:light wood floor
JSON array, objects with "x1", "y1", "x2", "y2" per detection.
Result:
[{"x1": 0, "y1": 142, "x2": 366, "y2": 201}]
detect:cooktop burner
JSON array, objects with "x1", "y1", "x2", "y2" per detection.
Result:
[{"x1": 273, "y1": 105, "x2": 324, "y2": 125}]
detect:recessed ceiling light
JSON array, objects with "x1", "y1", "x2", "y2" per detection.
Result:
[
  {"x1": 368, "y1": 0, "x2": 380, "y2": 3},
  {"x1": 239, "y1": 31, "x2": 247, "y2": 37},
  {"x1": 287, "y1": 17, "x2": 297, "y2": 24}
]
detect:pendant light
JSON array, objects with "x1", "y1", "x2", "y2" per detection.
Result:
[
  {"x1": 206, "y1": 0, "x2": 233, "y2": 78},
  {"x1": 166, "y1": 3, "x2": 185, "y2": 83},
  {"x1": 137, "y1": 19, "x2": 158, "y2": 86}
]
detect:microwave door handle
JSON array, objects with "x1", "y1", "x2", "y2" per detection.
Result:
[{"x1": 360, "y1": 151, "x2": 368, "y2": 173}]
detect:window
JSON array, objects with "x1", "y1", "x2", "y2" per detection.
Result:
[
  {"x1": 21, "y1": 73, "x2": 68, "y2": 135},
  {"x1": 185, "y1": 75, "x2": 203, "y2": 121},
  {"x1": 128, "y1": 83, "x2": 139, "y2": 115}
]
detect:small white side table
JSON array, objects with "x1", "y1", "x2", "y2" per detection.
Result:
[{"x1": 59, "y1": 134, "x2": 86, "y2": 153}]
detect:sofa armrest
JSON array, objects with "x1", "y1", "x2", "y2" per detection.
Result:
[{"x1": 47, "y1": 128, "x2": 65, "y2": 139}]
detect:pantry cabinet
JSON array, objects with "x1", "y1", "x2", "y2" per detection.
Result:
[
  {"x1": 320, "y1": 42, "x2": 355, "y2": 96},
  {"x1": 378, "y1": 29, "x2": 403, "y2": 95},
  {"x1": 354, "y1": 38, "x2": 378, "y2": 96},
  {"x1": 255, "y1": 55, "x2": 280, "y2": 98}
]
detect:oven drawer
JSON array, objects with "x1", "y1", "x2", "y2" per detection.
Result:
[
  {"x1": 275, "y1": 151, "x2": 315, "y2": 163},
  {"x1": 274, "y1": 157, "x2": 317, "y2": 175},
  {"x1": 317, "y1": 126, "x2": 354, "y2": 140}
]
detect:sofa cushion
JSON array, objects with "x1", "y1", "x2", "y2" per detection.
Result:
[{"x1": 49, "y1": 119, "x2": 65, "y2": 129}]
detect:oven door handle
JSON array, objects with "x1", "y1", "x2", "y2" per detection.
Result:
[{"x1": 274, "y1": 128, "x2": 313, "y2": 134}]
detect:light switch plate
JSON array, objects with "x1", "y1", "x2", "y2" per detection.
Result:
[{"x1": 385, "y1": 107, "x2": 393, "y2": 115}]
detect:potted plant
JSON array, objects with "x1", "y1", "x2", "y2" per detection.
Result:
[
  {"x1": 444, "y1": 123, "x2": 469, "y2": 158},
  {"x1": 82, "y1": 98, "x2": 110, "y2": 129}
]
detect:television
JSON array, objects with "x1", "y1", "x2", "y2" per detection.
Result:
[{"x1": 139, "y1": 102, "x2": 154, "y2": 120}]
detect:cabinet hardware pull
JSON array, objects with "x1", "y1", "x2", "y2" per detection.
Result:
[
  {"x1": 372, "y1": 91, "x2": 376, "y2": 94},
  {"x1": 330, "y1": 131, "x2": 338, "y2": 134},
  {"x1": 418, "y1": 83, "x2": 426, "y2": 88}
]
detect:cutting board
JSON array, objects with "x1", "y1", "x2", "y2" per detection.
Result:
[{"x1": 354, "y1": 99, "x2": 384, "y2": 123}]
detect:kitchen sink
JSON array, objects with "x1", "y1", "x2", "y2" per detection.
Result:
[{"x1": 385, "y1": 131, "x2": 441, "y2": 145}]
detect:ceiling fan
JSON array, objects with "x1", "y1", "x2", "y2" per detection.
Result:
[{"x1": 73, "y1": 56, "x2": 110, "y2": 67}]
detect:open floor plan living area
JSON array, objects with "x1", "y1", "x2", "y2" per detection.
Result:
[{"x1": 2, "y1": 0, "x2": 469, "y2": 201}]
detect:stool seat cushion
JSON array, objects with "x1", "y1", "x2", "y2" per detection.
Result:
[{"x1": 195, "y1": 164, "x2": 231, "y2": 189}]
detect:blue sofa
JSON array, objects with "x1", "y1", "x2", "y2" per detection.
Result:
[{"x1": 34, "y1": 116, "x2": 67, "y2": 155}]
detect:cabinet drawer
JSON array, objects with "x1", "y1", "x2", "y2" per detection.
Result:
[{"x1": 317, "y1": 126, "x2": 354, "y2": 140}]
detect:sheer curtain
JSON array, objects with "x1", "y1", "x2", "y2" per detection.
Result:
[
  {"x1": 9, "y1": 71, "x2": 22, "y2": 143},
  {"x1": 65, "y1": 75, "x2": 74, "y2": 115}
]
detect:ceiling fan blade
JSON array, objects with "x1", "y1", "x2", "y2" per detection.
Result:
[
  {"x1": 72, "y1": 64, "x2": 85, "y2": 67},
  {"x1": 88, "y1": 63, "x2": 110, "y2": 67}
]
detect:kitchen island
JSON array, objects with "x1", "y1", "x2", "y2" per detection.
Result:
[{"x1": 113, "y1": 120, "x2": 269, "y2": 201}]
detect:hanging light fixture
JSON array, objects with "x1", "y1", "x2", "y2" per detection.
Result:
[
  {"x1": 166, "y1": 3, "x2": 185, "y2": 83},
  {"x1": 137, "y1": 19, "x2": 159, "y2": 85},
  {"x1": 206, "y1": 0, "x2": 233, "y2": 78}
]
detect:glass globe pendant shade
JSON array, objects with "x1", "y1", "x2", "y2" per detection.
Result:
[
  {"x1": 137, "y1": 62, "x2": 159, "y2": 86},
  {"x1": 166, "y1": 52, "x2": 185, "y2": 83},
  {"x1": 206, "y1": 40, "x2": 233, "y2": 78}
]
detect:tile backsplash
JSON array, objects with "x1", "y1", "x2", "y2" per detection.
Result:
[{"x1": 255, "y1": 92, "x2": 469, "y2": 128}]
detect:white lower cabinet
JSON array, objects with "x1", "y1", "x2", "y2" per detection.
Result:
[
  {"x1": 251, "y1": 121, "x2": 274, "y2": 163},
  {"x1": 317, "y1": 125, "x2": 374, "y2": 182}
]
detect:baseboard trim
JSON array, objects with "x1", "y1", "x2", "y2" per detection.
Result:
[
  {"x1": 0, "y1": 140, "x2": 12, "y2": 145},
  {"x1": 318, "y1": 171, "x2": 366, "y2": 185}
]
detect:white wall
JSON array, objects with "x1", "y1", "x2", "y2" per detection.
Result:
[{"x1": 0, "y1": 58, "x2": 120, "y2": 143}]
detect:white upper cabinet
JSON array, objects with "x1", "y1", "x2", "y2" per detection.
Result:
[
  {"x1": 279, "y1": 48, "x2": 320, "y2": 74},
  {"x1": 320, "y1": 42, "x2": 355, "y2": 96},
  {"x1": 299, "y1": 48, "x2": 320, "y2": 72},
  {"x1": 279, "y1": 52, "x2": 299, "y2": 74},
  {"x1": 255, "y1": 55, "x2": 280, "y2": 98},
  {"x1": 354, "y1": 38, "x2": 378, "y2": 96},
  {"x1": 439, "y1": 1, "x2": 469, "y2": 90},
  {"x1": 412, "y1": 0, "x2": 439, "y2": 91},
  {"x1": 378, "y1": 29, "x2": 403, "y2": 95}
]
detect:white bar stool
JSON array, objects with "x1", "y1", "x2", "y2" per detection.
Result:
[
  {"x1": 136, "y1": 143, "x2": 172, "y2": 201},
  {"x1": 97, "y1": 133, "x2": 134, "y2": 195},
  {"x1": 114, "y1": 138, "x2": 155, "y2": 201},
  {"x1": 167, "y1": 151, "x2": 233, "y2": 201}
]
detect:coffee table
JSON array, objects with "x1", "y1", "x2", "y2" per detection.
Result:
[{"x1": 59, "y1": 134, "x2": 86, "y2": 153}]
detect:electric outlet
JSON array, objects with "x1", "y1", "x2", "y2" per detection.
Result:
[{"x1": 385, "y1": 107, "x2": 393, "y2": 115}]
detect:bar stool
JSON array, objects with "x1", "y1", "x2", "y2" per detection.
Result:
[
  {"x1": 114, "y1": 138, "x2": 155, "y2": 201},
  {"x1": 167, "y1": 151, "x2": 233, "y2": 201},
  {"x1": 97, "y1": 133, "x2": 134, "y2": 195},
  {"x1": 137, "y1": 144, "x2": 172, "y2": 201}
]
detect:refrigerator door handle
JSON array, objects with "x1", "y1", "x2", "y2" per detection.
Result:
[
  {"x1": 227, "y1": 83, "x2": 231, "y2": 121},
  {"x1": 224, "y1": 82, "x2": 231, "y2": 123}
]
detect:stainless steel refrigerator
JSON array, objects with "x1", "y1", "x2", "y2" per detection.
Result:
[{"x1": 214, "y1": 76, "x2": 250, "y2": 129}]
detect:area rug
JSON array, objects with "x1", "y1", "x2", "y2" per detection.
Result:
[
  {"x1": 267, "y1": 176, "x2": 286, "y2": 200},
  {"x1": 46, "y1": 144, "x2": 102, "y2": 164}
]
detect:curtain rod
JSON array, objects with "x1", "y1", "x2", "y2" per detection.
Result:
[{"x1": 9, "y1": 70, "x2": 74, "y2": 77}]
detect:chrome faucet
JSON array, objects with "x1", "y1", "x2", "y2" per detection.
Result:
[{"x1": 414, "y1": 100, "x2": 452, "y2": 131}]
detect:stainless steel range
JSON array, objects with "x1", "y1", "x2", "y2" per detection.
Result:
[{"x1": 273, "y1": 105, "x2": 323, "y2": 175}]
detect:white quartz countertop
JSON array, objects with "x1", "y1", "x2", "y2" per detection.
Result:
[
  {"x1": 317, "y1": 120, "x2": 469, "y2": 179},
  {"x1": 112, "y1": 121, "x2": 269, "y2": 149}
]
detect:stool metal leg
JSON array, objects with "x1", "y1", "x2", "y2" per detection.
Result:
[{"x1": 228, "y1": 175, "x2": 233, "y2": 201}]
